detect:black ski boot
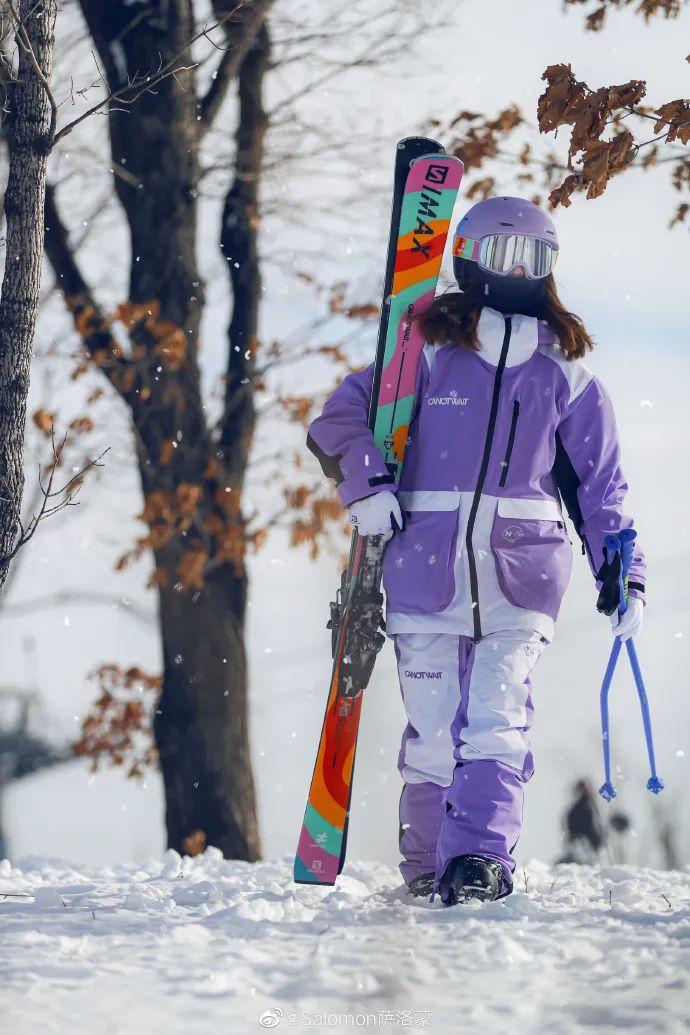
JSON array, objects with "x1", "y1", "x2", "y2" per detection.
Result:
[
  {"x1": 440, "y1": 855, "x2": 504, "y2": 906},
  {"x1": 407, "y1": 872, "x2": 435, "y2": 898}
]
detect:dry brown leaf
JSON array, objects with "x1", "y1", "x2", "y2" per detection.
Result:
[
  {"x1": 178, "y1": 547, "x2": 208, "y2": 590},
  {"x1": 159, "y1": 440, "x2": 175, "y2": 466},
  {"x1": 654, "y1": 99, "x2": 690, "y2": 145},
  {"x1": 32, "y1": 408, "x2": 55, "y2": 436}
]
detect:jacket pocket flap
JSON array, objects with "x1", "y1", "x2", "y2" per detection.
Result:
[
  {"x1": 397, "y1": 490, "x2": 461, "y2": 512},
  {"x1": 497, "y1": 497, "x2": 562, "y2": 522}
]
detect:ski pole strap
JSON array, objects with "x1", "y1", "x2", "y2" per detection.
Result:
[
  {"x1": 607, "y1": 533, "x2": 629, "y2": 618},
  {"x1": 596, "y1": 534, "x2": 621, "y2": 617},
  {"x1": 603, "y1": 534, "x2": 620, "y2": 570}
]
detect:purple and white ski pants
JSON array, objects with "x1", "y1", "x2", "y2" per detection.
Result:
[{"x1": 394, "y1": 628, "x2": 548, "y2": 893}]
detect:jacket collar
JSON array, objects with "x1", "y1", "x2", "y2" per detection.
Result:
[{"x1": 477, "y1": 306, "x2": 545, "y2": 369}]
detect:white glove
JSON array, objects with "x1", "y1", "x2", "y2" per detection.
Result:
[
  {"x1": 610, "y1": 596, "x2": 644, "y2": 642},
  {"x1": 348, "y1": 490, "x2": 403, "y2": 539}
]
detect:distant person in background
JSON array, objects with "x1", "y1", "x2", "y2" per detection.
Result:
[
  {"x1": 650, "y1": 799, "x2": 679, "y2": 870},
  {"x1": 559, "y1": 778, "x2": 608, "y2": 865},
  {"x1": 608, "y1": 810, "x2": 632, "y2": 864}
]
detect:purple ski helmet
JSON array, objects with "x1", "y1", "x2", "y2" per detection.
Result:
[
  {"x1": 452, "y1": 196, "x2": 559, "y2": 314},
  {"x1": 455, "y1": 195, "x2": 558, "y2": 287}
]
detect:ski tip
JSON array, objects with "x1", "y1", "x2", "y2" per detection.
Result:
[
  {"x1": 293, "y1": 855, "x2": 337, "y2": 887},
  {"x1": 293, "y1": 876, "x2": 337, "y2": 888},
  {"x1": 396, "y1": 136, "x2": 445, "y2": 152}
]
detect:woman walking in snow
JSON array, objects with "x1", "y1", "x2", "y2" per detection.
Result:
[{"x1": 306, "y1": 197, "x2": 646, "y2": 905}]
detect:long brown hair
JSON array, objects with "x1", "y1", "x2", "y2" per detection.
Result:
[{"x1": 418, "y1": 267, "x2": 594, "y2": 361}]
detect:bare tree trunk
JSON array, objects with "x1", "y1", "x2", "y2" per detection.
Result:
[
  {"x1": 154, "y1": 569, "x2": 259, "y2": 858},
  {"x1": 219, "y1": 23, "x2": 269, "y2": 485},
  {"x1": 69, "y1": 0, "x2": 264, "y2": 859},
  {"x1": 0, "y1": 0, "x2": 57, "y2": 588},
  {"x1": 148, "y1": 23, "x2": 271, "y2": 860}
]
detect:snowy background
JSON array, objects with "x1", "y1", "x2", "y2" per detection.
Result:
[{"x1": 2, "y1": 1, "x2": 690, "y2": 1031}]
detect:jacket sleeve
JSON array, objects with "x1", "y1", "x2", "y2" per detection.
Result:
[
  {"x1": 553, "y1": 374, "x2": 646, "y2": 605},
  {"x1": 307, "y1": 356, "x2": 428, "y2": 508}
]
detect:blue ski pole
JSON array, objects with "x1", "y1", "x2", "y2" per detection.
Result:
[
  {"x1": 618, "y1": 529, "x2": 664, "y2": 795},
  {"x1": 599, "y1": 534, "x2": 622, "y2": 801}
]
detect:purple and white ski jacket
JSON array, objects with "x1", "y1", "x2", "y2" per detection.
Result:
[{"x1": 307, "y1": 306, "x2": 646, "y2": 642}]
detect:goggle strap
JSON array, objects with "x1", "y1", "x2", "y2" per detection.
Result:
[
  {"x1": 453, "y1": 235, "x2": 482, "y2": 261},
  {"x1": 453, "y1": 234, "x2": 557, "y2": 275}
]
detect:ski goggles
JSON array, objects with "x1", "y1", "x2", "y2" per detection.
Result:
[{"x1": 453, "y1": 233, "x2": 558, "y2": 280}]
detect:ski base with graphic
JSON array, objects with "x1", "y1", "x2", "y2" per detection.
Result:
[{"x1": 294, "y1": 139, "x2": 464, "y2": 886}]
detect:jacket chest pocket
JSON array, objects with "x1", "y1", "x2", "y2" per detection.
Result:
[
  {"x1": 382, "y1": 490, "x2": 460, "y2": 614},
  {"x1": 490, "y1": 497, "x2": 573, "y2": 621}
]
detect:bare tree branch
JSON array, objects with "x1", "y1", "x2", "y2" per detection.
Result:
[
  {"x1": 43, "y1": 183, "x2": 129, "y2": 387},
  {"x1": 1, "y1": 589, "x2": 155, "y2": 625},
  {"x1": 3, "y1": 0, "x2": 59, "y2": 145},
  {"x1": 51, "y1": 1, "x2": 247, "y2": 146},
  {"x1": 0, "y1": 428, "x2": 108, "y2": 566},
  {"x1": 198, "y1": 0, "x2": 274, "y2": 133}
]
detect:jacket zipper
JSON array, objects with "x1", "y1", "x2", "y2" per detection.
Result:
[
  {"x1": 498, "y1": 399, "x2": 520, "y2": 489},
  {"x1": 465, "y1": 315, "x2": 512, "y2": 642}
]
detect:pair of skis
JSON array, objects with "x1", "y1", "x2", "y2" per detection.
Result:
[{"x1": 294, "y1": 138, "x2": 464, "y2": 886}]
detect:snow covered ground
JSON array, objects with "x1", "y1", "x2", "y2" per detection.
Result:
[{"x1": 3, "y1": 852, "x2": 690, "y2": 1035}]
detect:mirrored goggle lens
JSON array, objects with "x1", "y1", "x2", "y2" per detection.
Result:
[{"x1": 478, "y1": 234, "x2": 556, "y2": 278}]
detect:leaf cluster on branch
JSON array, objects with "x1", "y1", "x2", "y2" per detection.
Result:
[
  {"x1": 563, "y1": 0, "x2": 685, "y2": 33},
  {"x1": 538, "y1": 63, "x2": 690, "y2": 216},
  {"x1": 284, "y1": 485, "x2": 347, "y2": 560},
  {"x1": 429, "y1": 81, "x2": 688, "y2": 227},
  {"x1": 73, "y1": 663, "x2": 162, "y2": 779},
  {"x1": 446, "y1": 107, "x2": 525, "y2": 173}
]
